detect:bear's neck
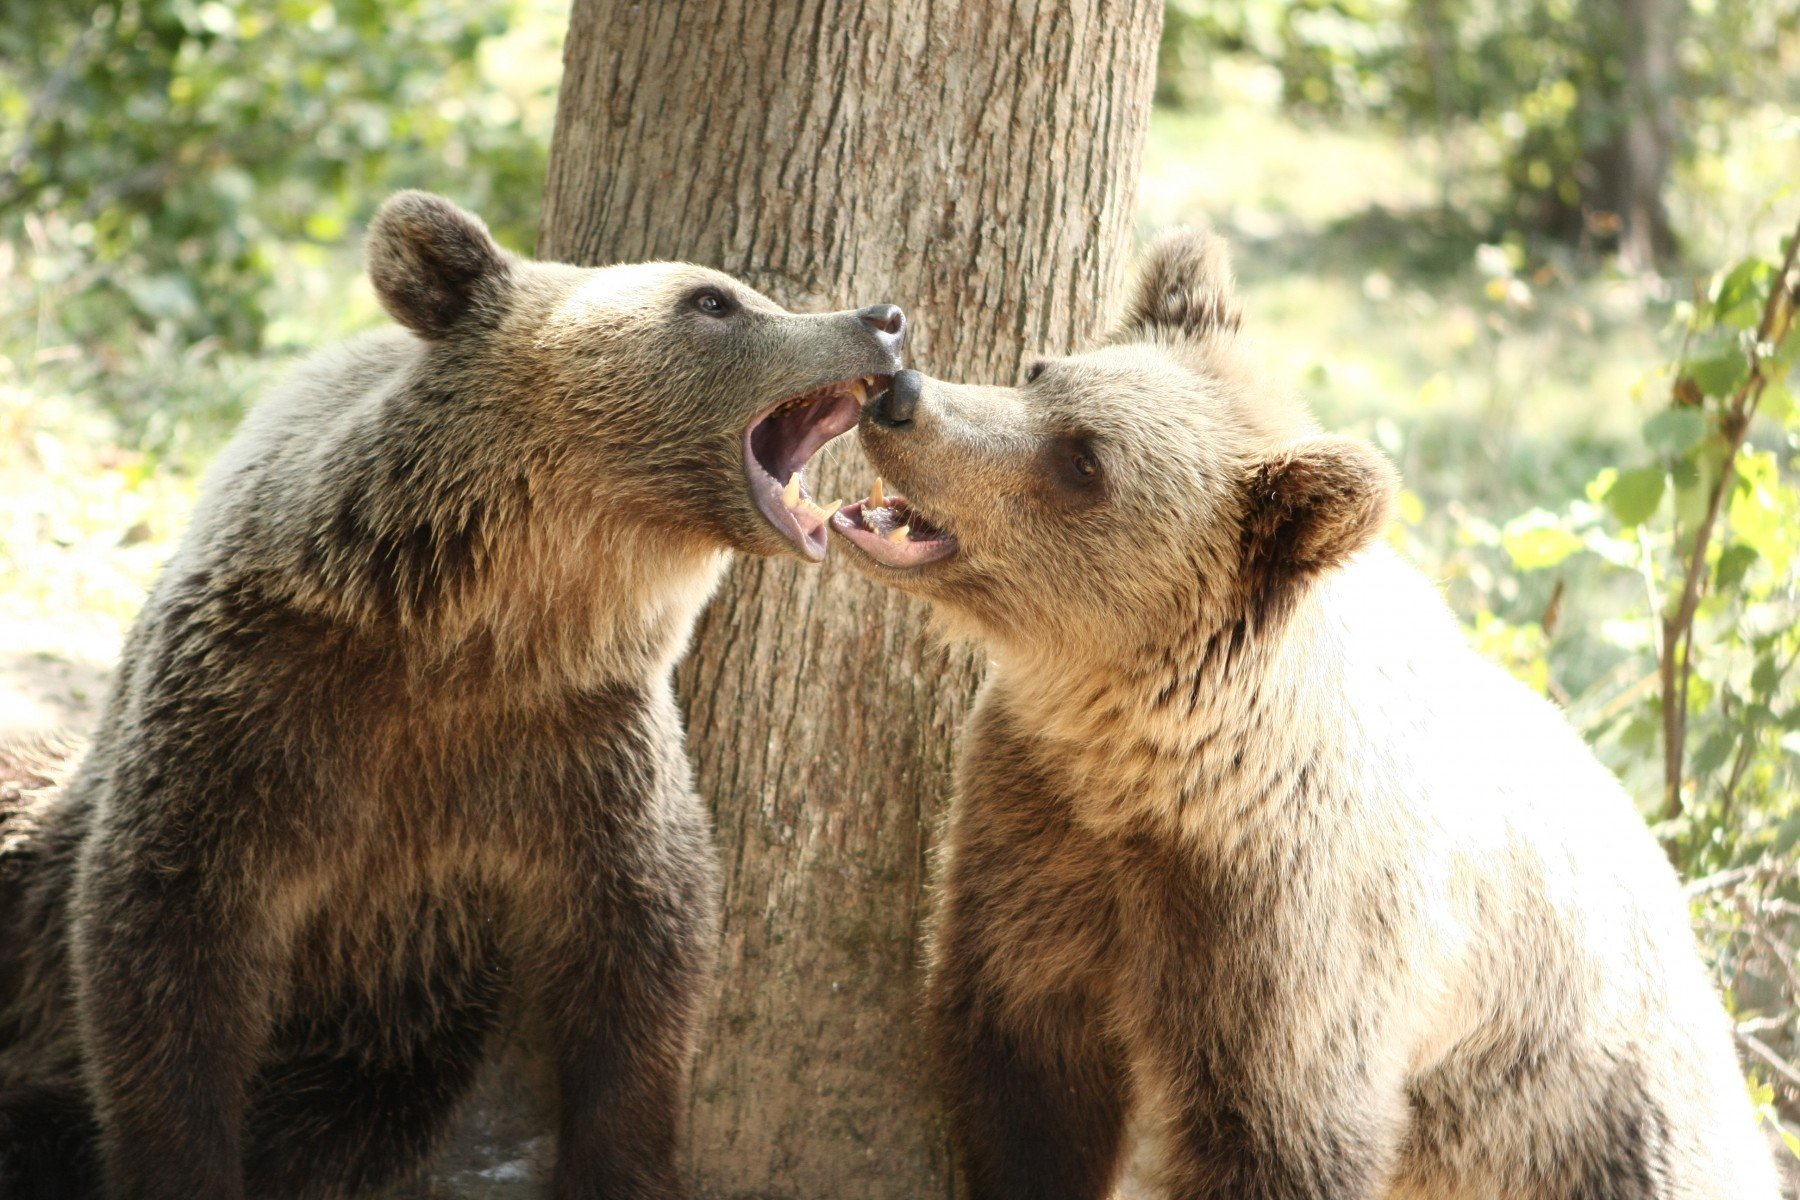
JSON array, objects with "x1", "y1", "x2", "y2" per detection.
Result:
[
  {"x1": 423, "y1": 519, "x2": 731, "y2": 690},
  {"x1": 986, "y1": 548, "x2": 1449, "y2": 848},
  {"x1": 283, "y1": 440, "x2": 731, "y2": 694}
]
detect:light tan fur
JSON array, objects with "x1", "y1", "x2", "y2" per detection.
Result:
[{"x1": 838, "y1": 231, "x2": 1778, "y2": 1199}]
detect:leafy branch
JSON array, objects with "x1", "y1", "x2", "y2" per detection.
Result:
[
  {"x1": 1658, "y1": 217, "x2": 1800, "y2": 822},
  {"x1": 1499, "y1": 217, "x2": 1800, "y2": 1142}
]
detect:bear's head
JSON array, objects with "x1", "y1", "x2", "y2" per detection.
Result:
[
  {"x1": 829, "y1": 230, "x2": 1397, "y2": 653},
  {"x1": 365, "y1": 191, "x2": 905, "y2": 563}
]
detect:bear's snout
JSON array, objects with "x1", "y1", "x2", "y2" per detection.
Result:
[
  {"x1": 857, "y1": 303, "x2": 907, "y2": 345},
  {"x1": 870, "y1": 368, "x2": 922, "y2": 426}
]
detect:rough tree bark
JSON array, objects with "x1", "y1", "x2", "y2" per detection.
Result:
[{"x1": 533, "y1": 4, "x2": 1161, "y2": 1198}]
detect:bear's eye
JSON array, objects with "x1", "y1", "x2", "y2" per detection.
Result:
[
  {"x1": 691, "y1": 289, "x2": 735, "y2": 318},
  {"x1": 1045, "y1": 435, "x2": 1105, "y2": 501},
  {"x1": 1024, "y1": 360, "x2": 1048, "y2": 384}
]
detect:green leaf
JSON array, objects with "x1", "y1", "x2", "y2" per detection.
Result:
[
  {"x1": 1712, "y1": 259, "x2": 1770, "y2": 330},
  {"x1": 1712, "y1": 257, "x2": 1769, "y2": 313},
  {"x1": 1621, "y1": 714, "x2": 1658, "y2": 751},
  {"x1": 1605, "y1": 466, "x2": 1665, "y2": 527},
  {"x1": 1687, "y1": 344, "x2": 1749, "y2": 396},
  {"x1": 1644, "y1": 408, "x2": 1707, "y2": 457},
  {"x1": 1727, "y1": 450, "x2": 1796, "y2": 578},
  {"x1": 1692, "y1": 730, "x2": 1735, "y2": 777},
  {"x1": 1718, "y1": 299, "x2": 1764, "y2": 331},
  {"x1": 1502, "y1": 512, "x2": 1584, "y2": 570},
  {"x1": 1714, "y1": 543, "x2": 1759, "y2": 589},
  {"x1": 1672, "y1": 437, "x2": 1729, "y2": 542},
  {"x1": 1762, "y1": 380, "x2": 1794, "y2": 426}
]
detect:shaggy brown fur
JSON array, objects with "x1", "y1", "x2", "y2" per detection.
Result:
[
  {"x1": 0, "y1": 191, "x2": 903, "y2": 1200},
  {"x1": 832, "y1": 232, "x2": 1778, "y2": 1199}
]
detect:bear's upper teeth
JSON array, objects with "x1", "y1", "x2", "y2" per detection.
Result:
[{"x1": 779, "y1": 474, "x2": 841, "y2": 524}]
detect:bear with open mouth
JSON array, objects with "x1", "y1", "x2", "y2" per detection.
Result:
[
  {"x1": 830, "y1": 232, "x2": 1779, "y2": 1198},
  {"x1": 0, "y1": 191, "x2": 902, "y2": 1199}
]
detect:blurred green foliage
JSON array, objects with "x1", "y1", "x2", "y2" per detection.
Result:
[
  {"x1": 1567, "y1": 236, "x2": 1800, "y2": 1152},
  {"x1": 1161, "y1": 0, "x2": 1800, "y2": 259},
  {"x1": 1497, "y1": 234, "x2": 1800, "y2": 868},
  {"x1": 1, "y1": 0, "x2": 552, "y2": 355},
  {"x1": 1379, "y1": 215, "x2": 1800, "y2": 1151}
]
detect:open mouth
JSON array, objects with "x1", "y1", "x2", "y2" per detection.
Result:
[
  {"x1": 746, "y1": 375, "x2": 891, "y2": 560},
  {"x1": 828, "y1": 476, "x2": 959, "y2": 568}
]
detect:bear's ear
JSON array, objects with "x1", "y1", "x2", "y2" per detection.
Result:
[
  {"x1": 366, "y1": 191, "x2": 512, "y2": 339},
  {"x1": 1242, "y1": 436, "x2": 1397, "y2": 584},
  {"x1": 1113, "y1": 229, "x2": 1242, "y2": 344}
]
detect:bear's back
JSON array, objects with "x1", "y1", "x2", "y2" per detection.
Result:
[{"x1": 183, "y1": 329, "x2": 422, "y2": 569}]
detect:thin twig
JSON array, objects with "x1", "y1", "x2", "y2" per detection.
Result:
[
  {"x1": 1686, "y1": 863, "x2": 1761, "y2": 895},
  {"x1": 1660, "y1": 216, "x2": 1800, "y2": 821}
]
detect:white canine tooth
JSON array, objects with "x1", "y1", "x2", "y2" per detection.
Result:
[
  {"x1": 870, "y1": 477, "x2": 886, "y2": 507},
  {"x1": 850, "y1": 379, "x2": 868, "y2": 404},
  {"x1": 819, "y1": 498, "x2": 844, "y2": 520},
  {"x1": 886, "y1": 524, "x2": 910, "y2": 545},
  {"x1": 782, "y1": 473, "x2": 802, "y2": 509}
]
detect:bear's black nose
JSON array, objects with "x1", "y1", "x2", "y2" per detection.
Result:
[
  {"x1": 859, "y1": 304, "x2": 906, "y2": 344},
  {"x1": 874, "y1": 369, "x2": 922, "y2": 426}
]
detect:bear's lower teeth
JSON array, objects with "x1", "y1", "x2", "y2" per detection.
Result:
[{"x1": 860, "y1": 500, "x2": 941, "y2": 542}]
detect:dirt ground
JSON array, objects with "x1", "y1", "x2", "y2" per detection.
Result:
[{"x1": 0, "y1": 643, "x2": 111, "y2": 737}]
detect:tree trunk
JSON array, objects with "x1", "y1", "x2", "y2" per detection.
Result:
[
  {"x1": 538, "y1": 4, "x2": 1160, "y2": 1198},
  {"x1": 1583, "y1": 0, "x2": 1678, "y2": 267}
]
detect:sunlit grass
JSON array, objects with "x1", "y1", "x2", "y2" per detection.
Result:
[{"x1": 1140, "y1": 61, "x2": 1671, "y2": 451}]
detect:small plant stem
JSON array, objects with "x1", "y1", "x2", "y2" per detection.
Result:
[{"x1": 1660, "y1": 217, "x2": 1800, "y2": 822}]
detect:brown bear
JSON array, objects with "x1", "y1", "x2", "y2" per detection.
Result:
[
  {"x1": 827, "y1": 233, "x2": 1779, "y2": 1198},
  {"x1": 0, "y1": 191, "x2": 904, "y2": 1199}
]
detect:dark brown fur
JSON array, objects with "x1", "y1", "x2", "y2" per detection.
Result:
[{"x1": 0, "y1": 192, "x2": 903, "y2": 1199}]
